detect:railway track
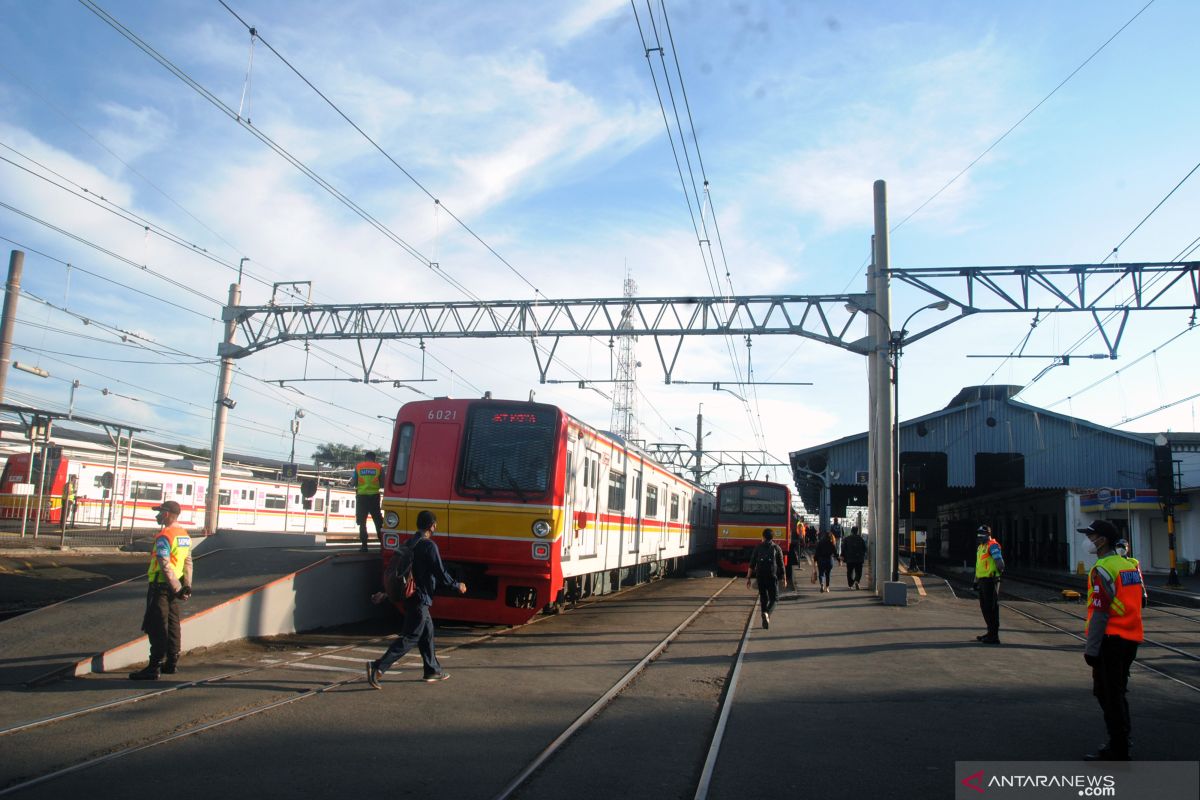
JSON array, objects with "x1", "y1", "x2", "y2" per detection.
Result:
[{"x1": 0, "y1": 577, "x2": 754, "y2": 797}]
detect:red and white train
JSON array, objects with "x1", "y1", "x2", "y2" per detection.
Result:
[
  {"x1": 0, "y1": 450, "x2": 361, "y2": 534},
  {"x1": 715, "y1": 479, "x2": 794, "y2": 574},
  {"x1": 379, "y1": 397, "x2": 717, "y2": 625}
]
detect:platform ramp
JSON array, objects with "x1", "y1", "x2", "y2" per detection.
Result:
[{"x1": 0, "y1": 546, "x2": 379, "y2": 687}]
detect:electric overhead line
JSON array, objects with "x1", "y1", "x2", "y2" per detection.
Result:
[
  {"x1": 838, "y1": 0, "x2": 1160, "y2": 294},
  {"x1": 630, "y1": 0, "x2": 766, "y2": 449},
  {"x1": 217, "y1": 0, "x2": 543, "y2": 299}
]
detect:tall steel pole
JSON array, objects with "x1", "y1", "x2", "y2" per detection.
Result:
[
  {"x1": 205, "y1": 283, "x2": 240, "y2": 535},
  {"x1": 694, "y1": 405, "x2": 704, "y2": 485},
  {"x1": 872, "y1": 180, "x2": 895, "y2": 595},
  {"x1": 0, "y1": 250, "x2": 24, "y2": 404}
]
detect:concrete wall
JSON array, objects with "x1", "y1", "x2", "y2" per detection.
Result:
[{"x1": 85, "y1": 554, "x2": 378, "y2": 676}]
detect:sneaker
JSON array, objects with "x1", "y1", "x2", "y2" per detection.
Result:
[
  {"x1": 128, "y1": 666, "x2": 160, "y2": 681},
  {"x1": 854, "y1": 582, "x2": 860, "y2": 590},
  {"x1": 979, "y1": 636, "x2": 1001, "y2": 645},
  {"x1": 366, "y1": 661, "x2": 382, "y2": 689},
  {"x1": 423, "y1": 671, "x2": 450, "y2": 682},
  {"x1": 762, "y1": 612, "x2": 770, "y2": 629},
  {"x1": 360, "y1": 545, "x2": 369, "y2": 552}
]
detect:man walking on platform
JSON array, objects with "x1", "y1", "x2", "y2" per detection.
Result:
[
  {"x1": 129, "y1": 501, "x2": 192, "y2": 680},
  {"x1": 1080, "y1": 520, "x2": 1144, "y2": 761},
  {"x1": 973, "y1": 524, "x2": 1005, "y2": 644},
  {"x1": 351, "y1": 451, "x2": 384, "y2": 551},
  {"x1": 842, "y1": 525, "x2": 867, "y2": 589},
  {"x1": 367, "y1": 510, "x2": 466, "y2": 688},
  {"x1": 747, "y1": 529, "x2": 785, "y2": 628}
]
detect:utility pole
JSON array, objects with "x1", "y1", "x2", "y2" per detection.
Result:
[
  {"x1": 205, "y1": 283, "x2": 240, "y2": 535},
  {"x1": 0, "y1": 250, "x2": 24, "y2": 404},
  {"x1": 693, "y1": 405, "x2": 704, "y2": 485}
]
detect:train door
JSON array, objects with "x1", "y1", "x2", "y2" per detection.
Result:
[
  {"x1": 578, "y1": 448, "x2": 599, "y2": 558},
  {"x1": 658, "y1": 482, "x2": 669, "y2": 556},
  {"x1": 561, "y1": 445, "x2": 576, "y2": 562},
  {"x1": 238, "y1": 487, "x2": 257, "y2": 526},
  {"x1": 628, "y1": 469, "x2": 642, "y2": 556},
  {"x1": 406, "y1": 422, "x2": 460, "y2": 538}
]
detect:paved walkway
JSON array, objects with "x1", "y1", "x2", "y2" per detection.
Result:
[{"x1": 709, "y1": 565, "x2": 1198, "y2": 796}]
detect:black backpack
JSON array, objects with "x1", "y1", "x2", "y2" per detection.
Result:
[
  {"x1": 383, "y1": 538, "x2": 419, "y2": 602},
  {"x1": 755, "y1": 543, "x2": 780, "y2": 581}
]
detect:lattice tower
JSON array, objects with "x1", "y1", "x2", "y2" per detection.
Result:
[{"x1": 609, "y1": 272, "x2": 639, "y2": 440}]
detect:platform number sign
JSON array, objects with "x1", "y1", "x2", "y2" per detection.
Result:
[
  {"x1": 855, "y1": 471, "x2": 869, "y2": 485},
  {"x1": 281, "y1": 463, "x2": 298, "y2": 479}
]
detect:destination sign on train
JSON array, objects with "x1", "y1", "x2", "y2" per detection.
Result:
[{"x1": 491, "y1": 412, "x2": 538, "y2": 424}]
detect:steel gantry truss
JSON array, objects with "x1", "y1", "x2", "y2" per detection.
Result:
[{"x1": 203, "y1": 258, "x2": 1199, "y2": 533}]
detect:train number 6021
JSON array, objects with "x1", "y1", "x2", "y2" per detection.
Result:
[{"x1": 427, "y1": 409, "x2": 458, "y2": 421}]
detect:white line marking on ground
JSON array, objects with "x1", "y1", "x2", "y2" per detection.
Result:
[{"x1": 286, "y1": 662, "x2": 362, "y2": 674}]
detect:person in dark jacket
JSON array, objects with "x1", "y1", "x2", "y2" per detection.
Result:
[
  {"x1": 814, "y1": 530, "x2": 837, "y2": 593},
  {"x1": 366, "y1": 510, "x2": 466, "y2": 688},
  {"x1": 787, "y1": 529, "x2": 803, "y2": 590},
  {"x1": 746, "y1": 529, "x2": 785, "y2": 629},
  {"x1": 842, "y1": 526, "x2": 867, "y2": 589}
]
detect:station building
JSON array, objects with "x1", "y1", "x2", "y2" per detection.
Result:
[{"x1": 790, "y1": 386, "x2": 1197, "y2": 577}]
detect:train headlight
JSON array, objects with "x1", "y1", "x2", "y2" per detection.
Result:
[
  {"x1": 532, "y1": 519, "x2": 552, "y2": 538},
  {"x1": 384, "y1": 511, "x2": 399, "y2": 529}
]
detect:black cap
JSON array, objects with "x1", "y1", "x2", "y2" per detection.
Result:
[
  {"x1": 976, "y1": 524, "x2": 992, "y2": 536},
  {"x1": 1077, "y1": 519, "x2": 1119, "y2": 543},
  {"x1": 152, "y1": 500, "x2": 181, "y2": 515}
]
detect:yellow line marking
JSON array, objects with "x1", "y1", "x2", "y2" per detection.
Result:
[{"x1": 912, "y1": 574, "x2": 926, "y2": 596}]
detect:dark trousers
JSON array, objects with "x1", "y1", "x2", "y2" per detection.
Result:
[
  {"x1": 141, "y1": 583, "x2": 181, "y2": 667},
  {"x1": 1092, "y1": 635, "x2": 1138, "y2": 754},
  {"x1": 786, "y1": 555, "x2": 799, "y2": 588},
  {"x1": 356, "y1": 494, "x2": 383, "y2": 547},
  {"x1": 978, "y1": 577, "x2": 1000, "y2": 637},
  {"x1": 817, "y1": 558, "x2": 833, "y2": 587},
  {"x1": 757, "y1": 578, "x2": 778, "y2": 615},
  {"x1": 846, "y1": 561, "x2": 863, "y2": 586},
  {"x1": 377, "y1": 601, "x2": 443, "y2": 677}
]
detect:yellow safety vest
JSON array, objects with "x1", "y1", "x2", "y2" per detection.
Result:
[
  {"x1": 355, "y1": 461, "x2": 382, "y2": 495},
  {"x1": 975, "y1": 538, "x2": 1001, "y2": 578},
  {"x1": 147, "y1": 524, "x2": 191, "y2": 584}
]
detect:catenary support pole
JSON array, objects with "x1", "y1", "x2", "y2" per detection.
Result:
[
  {"x1": 206, "y1": 283, "x2": 240, "y2": 535},
  {"x1": 872, "y1": 180, "x2": 896, "y2": 601},
  {"x1": 0, "y1": 250, "x2": 24, "y2": 404}
]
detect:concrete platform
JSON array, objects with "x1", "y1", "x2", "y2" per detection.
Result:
[
  {"x1": 0, "y1": 542, "x2": 380, "y2": 686},
  {"x1": 708, "y1": 567, "x2": 1199, "y2": 796}
]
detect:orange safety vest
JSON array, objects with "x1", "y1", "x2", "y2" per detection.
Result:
[
  {"x1": 147, "y1": 524, "x2": 191, "y2": 584},
  {"x1": 1086, "y1": 554, "x2": 1144, "y2": 642},
  {"x1": 975, "y1": 538, "x2": 1001, "y2": 578},
  {"x1": 355, "y1": 461, "x2": 382, "y2": 495}
]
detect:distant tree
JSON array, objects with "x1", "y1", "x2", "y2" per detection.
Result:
[{"x1": 312, "y1": 443, "x2": 372, "y2": 469}]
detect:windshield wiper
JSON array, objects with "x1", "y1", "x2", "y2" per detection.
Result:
[{"x1": 501, "y1": 465, "x2": 528, "y2": 503}]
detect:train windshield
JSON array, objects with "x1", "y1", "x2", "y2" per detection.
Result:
[
  {"x1": 460, "y1": 405, "x2": 557, "y2": 497},
  {"x1": 720, "y1": 484, "x2": 787, "y2": 517}
]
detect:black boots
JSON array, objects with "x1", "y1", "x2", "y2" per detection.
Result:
[{"x1": 128, "y1": 664, "x2": 160, "y2": 680}]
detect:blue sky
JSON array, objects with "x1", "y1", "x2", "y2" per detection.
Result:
[{"x1": 0, "y1": 0, "x2": 1197, "y2": 487}]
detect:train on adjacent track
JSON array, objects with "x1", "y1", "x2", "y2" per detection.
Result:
[
  {"x1": 714, "y1": 479, "x2": 794, "y2": 575},
  {"x1": 0, "y1": 450, "x2": 361, "y2": 534},
  {"x1": 378, "y1": 397, "x2": 717, "y2": 625}
]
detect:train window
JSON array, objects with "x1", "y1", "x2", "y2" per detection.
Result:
[
  {"x1": 241, "y1": 490, "x2": 247, "y2": 500},
  {"x1": 460, "y1": 405, "x2": 556, "y2": 495},
  {"x1": 264, "y1": 494, "x2": 286, "y2": 510},
  {"x1": 249, "y1": 490, "x2": 256, "y2": 501},
  {"x1": 331, "y1": 499, "x2": 341, "y2": 513},
  {"x1": 645, "y1": 485, "x2": 658, "y2": 517},
  {"x1": 607, "y1": 471, "x2": 626, "y2": 512},
  {"x1": 719, "y1": 486, "x2": 741, "y2": 513},
  {"x1": 315, "y1": 498, "x2": 324, "y2": 512},
  {"x1": 186, "y1": 484, "x2": 193, "y2": 496},
  {"x1": 670, "y1": 493, "x2": 680, "y2": 521},
  {"x1": 582, "y1": 455, "x2": 589, "y2": 488},
  {"x1": 219, "y1": 489, "x2": 231, "y2": 505},
  {"x1": 175, "y1": 484, "x2": 184, "y2": 495},
  {"x1": 391, "y1": 424, "x2": 415, "y2": 484},
  {"x1": 130, "y1": 481, "x2": 164, "y2": 501},
  {"x1": 294, "y1": 494, "x2": 300, "y2": 504}
]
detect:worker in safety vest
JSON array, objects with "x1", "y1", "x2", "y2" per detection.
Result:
[
  {"x1": 351, "y1": 451, "x2": 385, "y2": 552},
  {"x1": 1079, "y1": 519, "x2": 1144, "y2": 761},
  {"x1": 129, "y1": 500, "x2": 193, "y2": 680},
  {"x1": 973, "y1": 524, "x2": 1005, "y2": 644}
]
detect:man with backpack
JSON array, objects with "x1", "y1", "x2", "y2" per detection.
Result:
[
  {"x1": 746, "y1": 528, "x2": 785, "y2": 629},
  {"x1": 366, "y1": 510, "x2": 466, "y2": 688}
]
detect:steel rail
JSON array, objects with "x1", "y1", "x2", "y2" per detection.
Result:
[{"x1": 489, "y1": 578, "x2": 738, "y2": 800}]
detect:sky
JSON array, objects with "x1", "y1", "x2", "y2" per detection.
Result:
[{"x1": 0, "y1": 0, "x2": 1197, "y2": 492}]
